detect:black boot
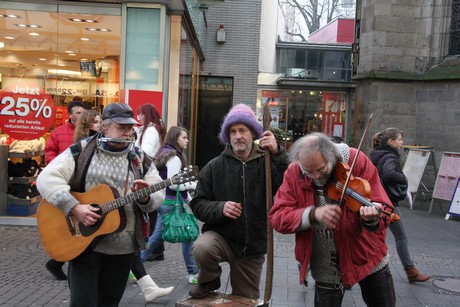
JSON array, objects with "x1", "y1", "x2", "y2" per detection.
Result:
[
  {"x1": 146, "y1": 252, "x2": 165, "y2": 262},
  {"x1": 45, "y1": 259, "x2": 67, "y2": 280}
]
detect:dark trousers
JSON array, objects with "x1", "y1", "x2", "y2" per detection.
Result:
[
  {"x1": 68, "y1": 251, "x2": 134, "y2": 307},
  {"x1": 130, "y1": 252, "x2": 147, "y2": 279},
  {"x1": 359, "y1": 265, "x2": 396, "y2": 307},
  {"x1": 314, "y1": 265, "x2": 396, "y2": 307},
  {"x1": 48, "y1": 258, "x2": 65, "y2": 268},
  {"x1": 192, "y1": 231, "x2": 265, "y2": 299}
]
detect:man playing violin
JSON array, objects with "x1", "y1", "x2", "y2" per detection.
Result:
[{"x1": 269, "y1": 132, "x2": 396, "y2": 307}]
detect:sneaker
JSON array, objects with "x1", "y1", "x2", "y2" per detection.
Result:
[
  {"x1": 188, "y1": 273, "x2": 198, "y2": 284},
  {"x1": 45, "y1": 259, "x2": 67, "y2": 281},
  {"x1": 129, "y1": 271, "x2": 137, "y2": 281},
  {"x1": 189, "y1": 277, "x2": 221, "y2": 299}
]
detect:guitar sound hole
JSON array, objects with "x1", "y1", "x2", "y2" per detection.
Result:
[{"x1": 79, "y1": 204, "x2": 104, "y2": 236}]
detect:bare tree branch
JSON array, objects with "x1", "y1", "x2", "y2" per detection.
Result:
[{"x1": 279, "y1": 0, "x2": 356, "y2": 41}]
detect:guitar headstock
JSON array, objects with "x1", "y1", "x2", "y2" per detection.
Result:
[{"x1": 171, "y1": 165, "x2": 200, "y2": 185}]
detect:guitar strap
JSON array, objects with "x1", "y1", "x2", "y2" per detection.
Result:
[{"x1": 69, "y1": 135, "x2": 99, "y2": 192}]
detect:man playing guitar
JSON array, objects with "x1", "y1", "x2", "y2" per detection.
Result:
[{"x1": 37, "y1": 103, "x2": 165, "y2": 306}]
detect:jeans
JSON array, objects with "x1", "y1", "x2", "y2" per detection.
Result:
[
  {"x1": 389, "y1": 207, "x2": 414, "y2": 269},
  {"x1": 314, "y1": 285, "x2": 344, "y2": 307},
  {"x1": 314, "y1": 265, "x2": 395, "y2": 307},
  {"x1": 141, "y1": 204, "x2": 199, "y2": 275},
  {"x1": 359, "y1": 265, "x2": 396, "y2": 307}
]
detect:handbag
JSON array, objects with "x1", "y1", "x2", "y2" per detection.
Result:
[{"x1": 161, "y1": 189, "x2": 199, "y2": 243}]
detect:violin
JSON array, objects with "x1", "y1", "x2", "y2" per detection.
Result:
[{"x1": 327, "y1": 162, "x2": 400, "y2": 222}]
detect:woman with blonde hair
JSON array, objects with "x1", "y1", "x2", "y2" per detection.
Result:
[{"x1": 73, "y1": 109, "x2": 101, "y2": 142}]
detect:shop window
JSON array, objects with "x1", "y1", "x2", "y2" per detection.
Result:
[
  {"x1": 257, "y1": 89, "x2": 348, "y2": 147},
  {"x1": 125, "y1": 7, "x2": 161, "y2": 90},
  {"x1": 323, "y1": 51, "x2": 351, "y2": 81},
  {"x1": 278, "y1": 47, "x2": 351, "y2": 82},
  {"x1": 0, "y1": 5, "x2": 121, "y2": 114}
]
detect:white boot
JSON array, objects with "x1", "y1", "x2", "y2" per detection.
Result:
[{"x1": 136, "y1": 275, "x2": 174, "y2": 302}]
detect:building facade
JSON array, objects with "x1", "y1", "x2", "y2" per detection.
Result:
[
  {"x1": 353, "y1": 0, "x2": 459, "y2": 157},
  {"x1": 0, "y1": 0, "x2": 217, "y2": 218}
]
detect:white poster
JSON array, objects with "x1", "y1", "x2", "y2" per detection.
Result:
[
  {"x1": 270, "y1": 106, "x2": 279, "y2": 128},
  {"x1": 402, "y1": 149, "x2": 431, "y2": 193}
]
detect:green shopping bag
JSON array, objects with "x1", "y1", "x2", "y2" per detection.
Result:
[{"x1": 161, "y1": 190, "x2": 199, "y2": 243}]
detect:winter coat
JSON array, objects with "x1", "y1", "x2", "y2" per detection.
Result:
[
  {"x1": 370, "y1": 144, "x2": 407, "y2": 205},
  {"x1": 190, "y1": 143, "x2": 289, "y2": 257},
  {"x1": 45, "y1": 121, "x2": 76, "y2": 163},
  {"x1": 155, "y1": 144, "x2": 195, "y2": 200},
  {"x1": 135, "y1": 124, "x2": 161, "y2": 158},
  {"x1": 269, "y1": 148, "x2": 393, "y2": 288}
]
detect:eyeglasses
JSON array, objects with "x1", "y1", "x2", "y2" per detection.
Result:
[
  {"x1": 113, "y1": 123, "x2": 133, "y2": 133},
  {"x1": 299, "y1": 161, "x2": 328, "y2": 177}
]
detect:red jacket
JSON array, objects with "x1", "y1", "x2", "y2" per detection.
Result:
[
  {"x1": 45, "y1": 121, "x2": 76, "y2": 163},
  {"x1": 269, "y1": 148, "x2": 393, "y2": 288}
]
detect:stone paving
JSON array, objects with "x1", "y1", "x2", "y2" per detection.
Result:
[{"x1": 0, "y1": 201, "x2": 459, "y2": 306}]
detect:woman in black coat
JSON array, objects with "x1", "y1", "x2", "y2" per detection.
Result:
[{"x1": 370, "y1": 127, "x2": 430, "y2": 283}]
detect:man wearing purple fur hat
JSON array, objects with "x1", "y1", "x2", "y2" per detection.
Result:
[{"x1": 189, "y1": 104, "x2": 289, "y2": 300}]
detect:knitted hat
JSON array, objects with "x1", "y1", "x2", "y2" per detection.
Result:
[{"x1": 219, "y1": 104, "x2": 263, "y2": 144}]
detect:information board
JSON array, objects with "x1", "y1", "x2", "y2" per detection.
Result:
[
  {"x1": 432, "y1": 152, "x2": 460, "y2": 201},
  {"x1": 448, "y1": 178, "x2": 460, "y2": 217},
  {"x1": 402, "y1": 149, "x2": 432, "y2": 193}
]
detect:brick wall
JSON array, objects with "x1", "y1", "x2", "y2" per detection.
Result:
[{"x1": 201, "y1": 0, "x2": 262, "y2": 105}]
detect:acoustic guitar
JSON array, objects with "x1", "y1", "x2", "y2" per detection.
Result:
[{"x1": 37, "y1": 166, "x2": 199, "y2": 262}]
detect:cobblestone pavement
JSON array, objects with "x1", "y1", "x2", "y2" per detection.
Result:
[{"x1": 0, "y1": 202, "x2": 459, "y2": 306}]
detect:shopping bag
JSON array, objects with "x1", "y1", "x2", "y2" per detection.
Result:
[{"x1": 161, "y1": 190, "x2": 199, "y2": 243}]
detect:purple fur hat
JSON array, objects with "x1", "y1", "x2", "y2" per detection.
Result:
[{"x1": 218, "y1": 104, "x2": 263, "y2": 144}]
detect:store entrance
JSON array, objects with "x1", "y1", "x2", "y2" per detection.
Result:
[{"x1": 195, "y1": 78, "x2": 233, "y2": 170}]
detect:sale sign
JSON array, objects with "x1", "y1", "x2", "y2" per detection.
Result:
[
  {"x1": 0, "y1": 84, "x2": 55, "y2": 140},
  {"x1": 54, "y1": 106, "x2": 68, "y2": 128}
]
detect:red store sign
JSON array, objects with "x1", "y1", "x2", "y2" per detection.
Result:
[{"x1": 0, "y1": 84, "x2": 55, "y2": 140}]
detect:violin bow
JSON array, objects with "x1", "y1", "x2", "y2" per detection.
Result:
[{"x1": 338, "y1": 114, "x2": 373, "y2": 205}]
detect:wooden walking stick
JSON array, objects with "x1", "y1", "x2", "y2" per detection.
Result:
[{"x1": 263, "y1": 102, "x2": 274, "y2": 306}]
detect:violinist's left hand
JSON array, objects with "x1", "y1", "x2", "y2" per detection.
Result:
[
  {"x1": 360, "y1": 202, "x2": 382, "y2": 222},
  {"x1": 260, "y1": 130, "x2": 279, "y2": 154}
]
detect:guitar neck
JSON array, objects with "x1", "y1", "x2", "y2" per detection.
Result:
[{"x1": 100, "y1": 178, "x2": 173, "y2": 214}]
